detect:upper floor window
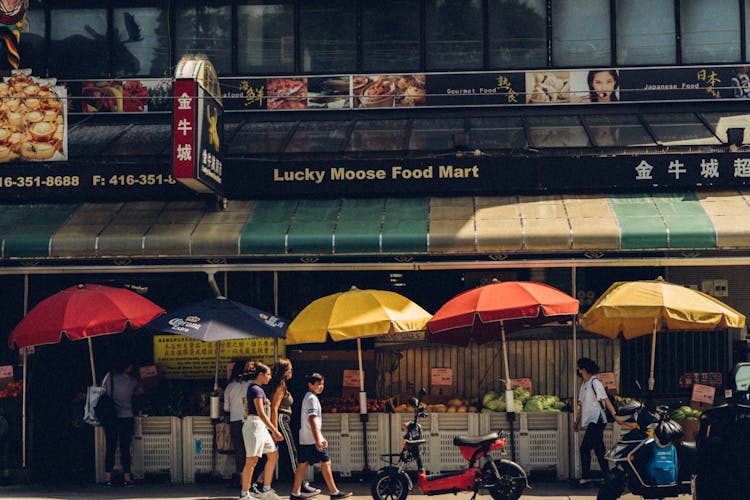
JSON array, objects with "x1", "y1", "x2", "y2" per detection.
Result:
[
  {"x1": 299, "y1": 0, "x2": 356, "y2": 73},
  {"x1": 18, "y1": 6, "x2": 45, "y2": 76},
  {"x1": 426, "y1": 0, "x2": 483, "y2": 70},
  {"x1": 616, "y1": 0, "x2": 676, "y2": 65},
  {"x1": 175, "y1": 2, "x2": 232, "y2": 75},
  {"x1": 238, "y1": 1, "x2": 295, "y2": 74},
  {"x1": 50, "y1": 8, "x2": 108, "y2": 78},
  {"x1": 363, "y1": 0, "x2": 421, "y2": 72},
  {"x1": 113, "y1": 5, "x2": 170, "y2": 77},
  {"x1": 552, "y1": 0, "x2": 610, "y2": 67},
  {"x1": 488, "y1": 0, "x2": 547, "y2": 69},
  {"x1": 680, "y1": 0, "x2": 740, "y2": 63}
]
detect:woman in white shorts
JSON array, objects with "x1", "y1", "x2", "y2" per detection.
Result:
[{"x1": 240, "y1": 360, "x2": 283, "y2": 500}]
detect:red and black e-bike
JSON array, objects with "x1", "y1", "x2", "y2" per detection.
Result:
[{"x1": 370, "y1": 391, "x2": 529, "y2": 500}]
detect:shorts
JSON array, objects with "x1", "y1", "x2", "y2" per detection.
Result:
[
  {"x1": 242, "y1": 416, "x2": 277, "y2": 457},
  {"x1": 298, "y1": 444, "x2": 331, "y2": 465}
]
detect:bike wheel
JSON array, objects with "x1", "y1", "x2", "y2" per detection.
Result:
[
  {"x1": 370, "y1": 471, "x2": 409, "y2": 500},
  {"x1": 481, "y1": 460, "x2": 525, "y2": 500},
  {"x1": 597, "y1": 470, "x2": 625, "y2": 500}
]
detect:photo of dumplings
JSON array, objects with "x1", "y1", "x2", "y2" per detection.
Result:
[
  {"x1": 525, "y1": 71, "x2": 571, "y2": 103},
  {"x1": 0, "y1": 70, "x2": 66, "y2": 163}
]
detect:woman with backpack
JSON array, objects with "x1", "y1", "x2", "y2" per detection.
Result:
[{"x1": 573, "y1": 357, "x2": 617, "y2": 487}]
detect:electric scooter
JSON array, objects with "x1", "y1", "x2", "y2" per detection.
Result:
[
  {"x1": 370, "y1": 390, "x2": 529, "y2": 500},
  {"x1": 597, "y1": 397, "x2": 697, "y2": 500}
]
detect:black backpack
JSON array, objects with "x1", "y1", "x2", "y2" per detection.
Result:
[{"x1": 593, "y1": 377, "x2": 616, "y2": 423}]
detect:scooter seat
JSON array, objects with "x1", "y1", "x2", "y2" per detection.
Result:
[{"x1": 453, "y1": 432, "x2": 500, "y2": 447}]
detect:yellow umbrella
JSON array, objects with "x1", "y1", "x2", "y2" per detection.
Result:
[
  {"x1": 286, "y1": 286, "x2": 432, "y2": 470},
  {"x1": 580, "y1": 277, "x2": 745, "y2": 390}
]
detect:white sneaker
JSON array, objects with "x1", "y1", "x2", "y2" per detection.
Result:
[{"x1": 259, "y1": 488, "x2": 284, "y2": 500}]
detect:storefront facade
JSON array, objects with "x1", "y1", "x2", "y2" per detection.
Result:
[{"x1": 1, "y1": 0, "x2": 749, "y2": 483}]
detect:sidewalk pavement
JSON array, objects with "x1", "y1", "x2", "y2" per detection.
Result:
[{"x1": 0, "y1": 478, "x2": 693, "y2": 500}]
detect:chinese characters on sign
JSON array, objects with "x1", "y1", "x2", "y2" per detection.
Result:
[
  {"x1": 172, "y1": 79, "x2": 196, "y2": 181},
  {"x1": 634, "y1": 157, "x2": 750, "y2": 183},
  {"x1": 153, "y1": 335, "x2": 284, "y2": 379}
]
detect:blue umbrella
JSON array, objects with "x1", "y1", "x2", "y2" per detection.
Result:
[
  {"x1": 147, "y1": 296, "x2": 288, "y2": 341},
  {"x1": 147, "y1": 296, "x2": 288, "y2": 392}
]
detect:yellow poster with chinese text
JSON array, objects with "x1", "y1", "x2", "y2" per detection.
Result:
[{"x1": 153, "y1": 335, "x2": 285, "y2": 379}]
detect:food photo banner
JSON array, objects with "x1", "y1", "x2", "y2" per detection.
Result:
[
  {"x1": 0, "y1": 70, "x2": 67, "y2": 163},
  {"x1": 62, "y1": 64, "x2": 750, "y2": 114}
]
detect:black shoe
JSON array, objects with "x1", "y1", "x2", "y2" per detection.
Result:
[
  {"x1": 102, "y1": 481, "x2": 113, "y2": 487},
  {"x1": 330, "y1": 491, "x2": 352, "y2": 499},
  {"x1": 123, "y1": 480, "x2": 134, "y2": 487}
]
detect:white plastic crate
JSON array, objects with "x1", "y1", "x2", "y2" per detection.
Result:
[
  {"x1": 95, "y1": 416, "x2": 182, "y2": 484},
  {"x1": 140, "y1": 416, "x2": 182, "y2": 481},
  {"x1": 320, "y1": 413, "x2": 385, "y2": 476},
  {"x1": 431, "y1": 413, "x2": 481, "y2": 473},
  {"x1": 483, "y1": 411, "x2": 568, "y2": 477},
  {"x1": 182, "y1": 416, "x2": 215, "y2": 483}
]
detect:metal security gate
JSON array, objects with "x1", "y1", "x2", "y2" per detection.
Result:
[{"x1": 620, "y1": 330, "x2": 729, "y2": 397}]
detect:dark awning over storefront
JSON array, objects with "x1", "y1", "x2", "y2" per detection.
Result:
[{"x1": 2, "y1": 190, "x2": 750, "y2": 265}]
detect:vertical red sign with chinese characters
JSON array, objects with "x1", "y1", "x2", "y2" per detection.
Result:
[{"x1": 173, "y1": 79, "x2": 197, "y2": 180}]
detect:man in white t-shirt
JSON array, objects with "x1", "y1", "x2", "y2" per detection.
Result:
[
  {"x1": 290, "y1": 373, "x2": 352, "y2": 500},
  {"x1": 574, "y1": 357, "x2": 617, "y2": 486}
]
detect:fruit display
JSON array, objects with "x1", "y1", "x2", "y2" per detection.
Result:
[
  {"x1": 0, "y1": 381, "x2": 24, "y2": 398},
  {"x1": 670, "y1": 405, "x2": 702, "y2": 421},
  {"x1": 321, "y1": 396, "x2": 386, "y2": 413},
  {"x1": 482, "y1": 386, "x2": 567, "y2": 412}
]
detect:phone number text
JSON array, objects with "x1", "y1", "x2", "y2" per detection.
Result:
[{"x1": 0, "y1": 174, "x2": 178, "y2": 189}]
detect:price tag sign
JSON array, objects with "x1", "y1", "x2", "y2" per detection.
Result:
[
  {"x1": 510, "y1": 378, "x2": 533, "y2": 394},
  {"x1": 691, "y1": 383, "x2": 716, "y2": 405},
  {"x1": 431, "y1": 368, "x2": 453, "y2": 386},
  {"x1": 597, "y1": 372, "x2": 617, "y2": 391},
  {"x1": 139, "y1": 365, "x2": 157, "y2": 378},
  {"x1": 0, "y1": 365, "x2": 12, "y2": 378},
  {"x1": 343, "y1": 369, "x2": 361, "y2": 388}
]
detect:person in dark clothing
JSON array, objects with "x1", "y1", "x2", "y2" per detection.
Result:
[
  {"x1": 573, "y1": 357, "x2": 616, "y2": 486},
  {"x1": 102, "y1": 358, "x2": 143, "y2": 487}
]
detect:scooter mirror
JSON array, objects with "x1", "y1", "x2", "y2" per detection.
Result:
[
  {"x1": 418, "y1": 388, "x2": 427, "y2": 398},
  {"x1": 408, "y1": 397, "x2": 419, "y2": 408}
]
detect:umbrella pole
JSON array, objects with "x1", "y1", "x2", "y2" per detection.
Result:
[
  {"x1": 500, "y1": 322, "x2": 517, "y2": 462},
  {"x1": 21, "y1": 274, "x2": 28, "y2": 469},
  {"x1": 357, "y1": 337, "x2": 370, "y2": 472},
  {"x1": 648, "y1": 318, "x2": 657, "y2": 391},
  {"x1": 213, "y1": 341, "x2": 221, "y2": 392},
  {"x1": 87, "y1": 337, "x2": 96, "y2": 385},
  {"x1": 21, "y1": 347, "x2": 27, "y2": 469}
]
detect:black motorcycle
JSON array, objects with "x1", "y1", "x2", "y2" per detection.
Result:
[
  {"x1": 597, "y1": 400, "x2": 697, "y2": 500},
  {"x1": 694, "y1": 362, "x2": 750, "y2": 500}
]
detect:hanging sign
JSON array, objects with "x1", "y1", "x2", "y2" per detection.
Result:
[
  {"x1": 343, "y1": 369, "x2": 361, "y2": 388},
  {"x1": 510, "y1": 378, "x2": 533, "y2": 394},
  {"x1": 431, "y1": 368, "x2": 453, "y2": 386},
  {"x1": 173, "y1": 55, "x2": 224, "y2": 195},
  {"x1": 691, "y1": 383, "x2": 716, "y2": 405},
  {"x1": 597, "y1": 372, "x2": 618, "y2": 391}
]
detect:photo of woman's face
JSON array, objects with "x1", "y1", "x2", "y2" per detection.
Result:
[{"x1": 591, "y1": 71, "x2": 617, "y2": 101}]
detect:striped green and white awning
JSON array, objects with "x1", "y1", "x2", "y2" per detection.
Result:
[{"x1": 2, "y1": 190, "x2": 750, "y2": 261}]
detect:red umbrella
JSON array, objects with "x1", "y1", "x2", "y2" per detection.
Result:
[
  {"x1": 427, "y1": 280, "x2": 579, "y2": 410},
  {"x1": 7, "y1": 283, "x2": 164, "y2": 469},
  {"x1": 8, "y1": 283, "x2": 165, "y2": 382}
]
